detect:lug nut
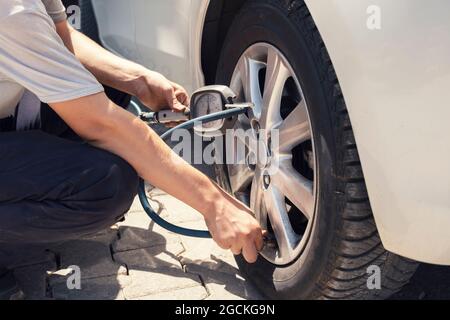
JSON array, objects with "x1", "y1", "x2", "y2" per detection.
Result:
[
  {"x1": 263, "y1": 174, "x2": 271, "y2": 189},
  {"x1": 263, "y1": 234, "x2": 278, "y2": 249},
  {"x1": 251, "y1": 120, "x2": 261, "y2": 138},
  {"x1": 246, "y1": 152, "x2": 257, "y2": 171},
  {"x1": 266, "y1": 137, "x2": 273, "y2": 159}
]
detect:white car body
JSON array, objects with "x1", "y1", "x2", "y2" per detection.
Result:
[{"x1": 90, "y1": 0, "x2": 450, "y2": 265}]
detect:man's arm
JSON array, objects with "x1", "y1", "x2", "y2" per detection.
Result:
[
  {"x1": 55, "y1": 21, "x2": 186, "y2": 112},
  {"x1": 50, "y1": 93, "x2": 263, "y2": 263}
]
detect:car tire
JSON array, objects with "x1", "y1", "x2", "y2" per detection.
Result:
[{"x1": 214, "y1": 0, "x2": 418, "y2": 300}]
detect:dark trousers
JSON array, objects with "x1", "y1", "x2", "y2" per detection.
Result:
[{"x1": 0, "y1": 88, "x2": 138, "y2": 268}]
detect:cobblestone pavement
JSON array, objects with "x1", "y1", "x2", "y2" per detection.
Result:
[
  {"x1": 12, "y1": 186, "x2": 450, "y2": 300},
  {"x1": 12, "y1": 190, "x2": 264, "y2": 300}
]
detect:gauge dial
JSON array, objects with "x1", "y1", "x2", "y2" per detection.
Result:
[{"x1": 194, "y1": 92, "x2": 224, "y2": 130}]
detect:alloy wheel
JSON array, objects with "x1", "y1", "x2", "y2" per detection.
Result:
[{"x1": 228, "y1": 43, "x2": 317, "y2": 266}]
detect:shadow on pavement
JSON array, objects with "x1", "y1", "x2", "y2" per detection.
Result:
[
  {"x1": 15, "y1": 219, "x2": 254, "y2": 300},
  {"x1": 391, "y1": 263, "x2": 450, "y2": 300}
]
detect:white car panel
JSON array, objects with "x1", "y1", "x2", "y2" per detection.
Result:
[
  {"x1": 91, "y1": 0, "x2": 139, "y2": 61},
  {"x1": 305, "y1": 0, "x2": 450, "y2": 264},
  {"x1": 93, "y1": 0, "x2": 207, "y2": 93}
]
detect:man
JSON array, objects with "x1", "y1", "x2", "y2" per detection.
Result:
[{"x1": 0, "y1": 0, "x2": 263, "y2": 299}]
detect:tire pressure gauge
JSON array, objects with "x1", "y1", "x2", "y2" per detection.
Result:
[
  {"x1": 140, "y1": 85, "x2": 253, "y2": 137},
  {"x1": 190, "y1": 85, "x2": 240, "y2": 137}
]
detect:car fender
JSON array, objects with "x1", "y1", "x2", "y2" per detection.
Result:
[{"x1": 305, "y1": 0, "x2": 450, "y2": 264}]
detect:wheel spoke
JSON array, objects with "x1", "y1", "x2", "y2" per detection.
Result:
[
  {"x1": 227, "y1": 123, "x2": 260, "y2": 193},
  {"x1": 278, "y1": 100, "x2": 311, "y2": 153},
  {"x1": 261, "y1": 47, "x2": 290, "y2": 131},
  {"x1": 228, "y1": 163, "x2": 254, "y2": 193},
  {"x1": 264, "y1": 185, "x2": 300, "y2": 260},
  {"x1": 238, "y1": 55, "x2": 265, "y2": 119},
  {"x1": 271, "y1": 157, "x2": 314, "y2": 220},
  {"x1": 232, "y1": 126, "x2": 259, "y2": 155}
]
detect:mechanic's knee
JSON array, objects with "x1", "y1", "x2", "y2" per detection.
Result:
[{"x1": 90, "y1": 151, "x2": 139, "y2": 222}]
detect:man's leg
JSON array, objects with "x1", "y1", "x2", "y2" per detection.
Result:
[
  {"x1": 0, "y1": 87, "x2": 135, "y2": 298},
  {"x1": 0, "y1": 130, "x2": 139, "y2": 268}
]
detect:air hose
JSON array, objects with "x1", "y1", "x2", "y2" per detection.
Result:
[{"x1": 138, "y1": 107, "x2": 248, "y2": 238}]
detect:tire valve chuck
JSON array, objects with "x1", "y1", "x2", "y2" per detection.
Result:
[{"x1": 140, "y1": 109, "x2": 191, "y2": 125}]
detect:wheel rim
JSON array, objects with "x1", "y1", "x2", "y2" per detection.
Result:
[{"x1": 228, "y1": 43, "x2": 317, "y2": 266}]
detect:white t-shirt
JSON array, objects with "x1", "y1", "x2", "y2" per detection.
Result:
[{"x1": 0, "y1": 0, "x2": 104, "y2": 128}]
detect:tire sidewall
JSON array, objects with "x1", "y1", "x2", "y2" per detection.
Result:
[{"x1": 215, "y1": 1, "x2": 339, "y2": 299}]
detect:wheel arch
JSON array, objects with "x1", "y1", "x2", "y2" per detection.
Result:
[{"x1": 201, "y1": 0, "x2": 249, "y2": 85}]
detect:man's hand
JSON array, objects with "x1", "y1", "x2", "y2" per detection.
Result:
[
  {"x1": 205, "y1": 193, "x2": 264, "y2": 263},
  {"x1": 135, "y1": 70, "x2": 190, "y2": 113}
]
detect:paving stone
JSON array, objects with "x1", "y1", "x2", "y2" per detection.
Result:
[
  {"x1": 117, "y1": 190, "x2": 204, "y2": 253},
  {"x1": 49, "y1": 239, "x2": 127, "y2": 284},
  {"x1": 149, "y1": 192, "x2": 205, "y2": 224},
  {"x1": 50, "y1": 275, "x2": 131, "y2": 300},
  {"x1": 14, "y1": 260, "x2": 57, "y2": 300},
  {"x1": 135, "y1": 186, "x2": 204, "y2": 223},
  {"x1": 205, "y1": 282, "x2": 262, "y2": 300},
  {"x1": 128, "y1": 187, "x2": 170, "y2": 214},
  {"x1": 114, "y1": 243, "x2": 185, "y2": 270},
  {"x1": 113, "y1": 225, "x2": 179, "y2": 253},
  {"x1": 179, "y1": 235, "x2": 240, "y2": 276},
  {"x1": 119, "y1": 201, "x2": 180, "y2": 230},
  {"x1": 113, "y1": 244, "x2": 204, "y2": 299},
  {"x1": 113, "y1": 210, "x2": 182, "y2": 253},
  {"x1": 131, "y1": 285, "x2": 208, "y2": 300},
  {"x1": 178, "y1": 233, "x2": 262, "y2": 300},
  {"x1": 123, "y1": 269, "x2": 203, "y2": 300},
  {"x1": 179, "y1": 244, "x2": 260, "y2": 300},
  {"x1": 83, "y1": 227, "x2": 119, "y2": 244},
  {"x1": 128, "y1": 194, "x2": 162, "y2": 213},
  {"x1": 119, "y1": 208, "x2": 153, "y2": 229},
  {"x1": 129, "y1": 196, "x2": 144, "y2": 213},
  {"x1": 196, "y1": 270, "x2": 262, "y2": 301}
]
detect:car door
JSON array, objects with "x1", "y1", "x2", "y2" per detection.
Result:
[
  {"x1": 90, "y1": 0, "x2": 139, "y2": 62},
  {"x1": 131, "y1": 0, "x2": 207, "y2": 93}
]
